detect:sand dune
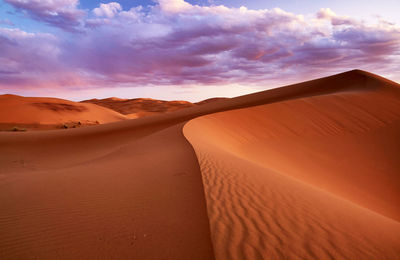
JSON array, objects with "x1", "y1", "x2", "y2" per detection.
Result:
[
  {"x1": 82, "y1": 97, "x2": 229, "y2": 119},
  {"x1": 81, "y1": 97, "x2": 195, "y2": 117},
  {"x1": 183, "y1": 70, "x2": 400, "y2": 259},
  {"x1": 1, "y1": 70, "x2": 399, "y2": 259},
  {"x1": 0, "y1": 94, "x2": 127, "y2": 130}
]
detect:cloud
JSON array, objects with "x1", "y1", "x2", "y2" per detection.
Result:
[
  {"x1": 317, "y1": 8, "x2": 355, "y2": 26},
  {"x1": 156, "y1": 0, "x2": 192, "y2": 13},
  {"x1": 93, "y1": 2, "x2": 122, "y2": 18},
  {"x1": 1, "y1": 0, "x2": 400, "y2": 92},
  {"x1": 0, "y1": 27, "x2": 84, "y2": 88},
  {"x1": 4, "y1": 0, "x2": 85, "y2": 31}
]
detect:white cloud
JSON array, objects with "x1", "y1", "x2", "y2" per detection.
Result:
[
  {"x1": 93, "y1": 2, "x2": 123, "y2": 18},
  {"x1": 156, "y1": 0, "x2": 191, "y2": 13}
]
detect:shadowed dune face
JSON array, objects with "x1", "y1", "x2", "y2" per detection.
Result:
[
  {"x1": 183, "y1": 73, "x2": 400, "y2": 259},
  {"x1": 0, "y1": 95, "x2": 127, "y2": 130}
]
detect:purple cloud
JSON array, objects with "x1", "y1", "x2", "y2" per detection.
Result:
[
  {"x1": 4, "y1": 0, "x2": 85, "y2": 31},
  {"x1": 1, "y1": 0, "x2": 400, "y2": 92},
  {"x1": 0, "y1": 27, "x2": 84, "y2": 88}
]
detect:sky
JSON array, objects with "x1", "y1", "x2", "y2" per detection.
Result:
[{"x1": 0, "y1": 0, "x2": 399, "y2": 101}]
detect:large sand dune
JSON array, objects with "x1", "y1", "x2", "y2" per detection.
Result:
[
  {"x1": 1, "y1": 70, "x2": 399, "y2": 259},
  {"x1": 183, "y1": 72, "x2": 400, "y2": 258}
]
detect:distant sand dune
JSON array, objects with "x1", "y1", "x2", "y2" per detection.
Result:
[
  {"x1": 0, "y1": 95, "x2": 127, "y2": 130},
  {"x1": 81, "y1": 97, "x2": 195, "y2": 116},
  {"x1": 81, "y1": 97, "x2": 228, "y2": 118}
]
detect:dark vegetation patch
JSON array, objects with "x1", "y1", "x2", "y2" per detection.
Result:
[{"x1": 10, "y1": 126, "x2": 26, "y2": 132}]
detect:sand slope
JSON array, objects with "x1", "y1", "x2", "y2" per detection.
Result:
[
  {"x1": 0, "y1": 94, "x2": 127, "y2": 130},
  {"x1": 183, "y1": 71, "x2": 400, "y2": 259},
  {"x1": 1, "y1": 70, "x2": 399, "y2": 259}
]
